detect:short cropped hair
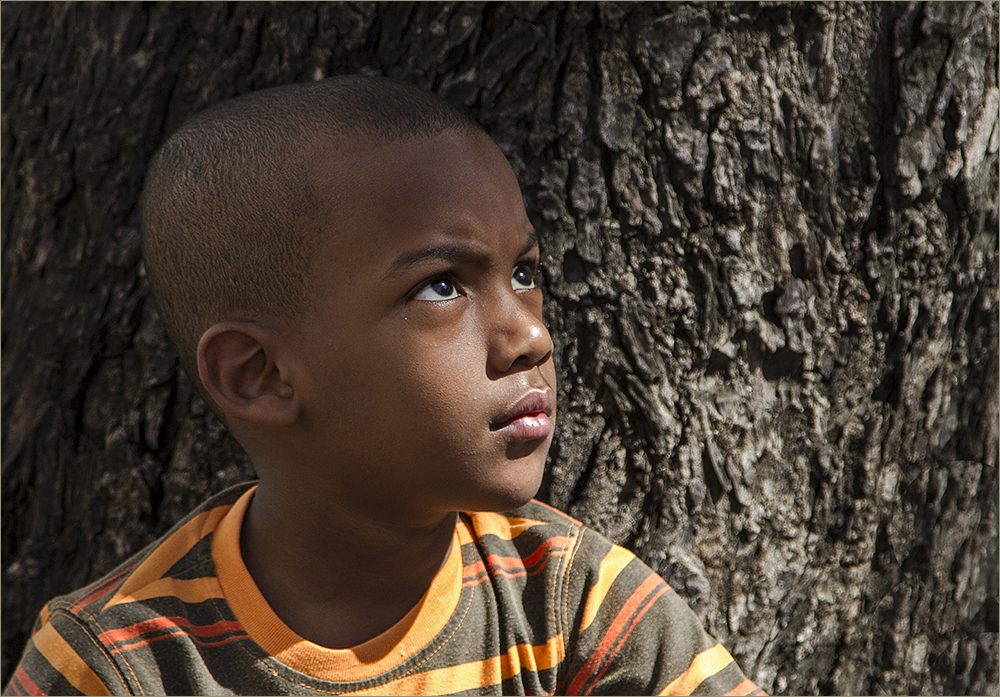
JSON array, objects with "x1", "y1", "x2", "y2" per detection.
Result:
[{"x1": 141, "y1": 75, "x2": 481, "y2": 385}]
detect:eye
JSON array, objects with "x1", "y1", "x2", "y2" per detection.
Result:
[
  {"x1": 511, "y1": 263, "x2": 536, "y2": 291},
  {"x1": 414, "y1": 277, "x2": 460, "y2": 301}
]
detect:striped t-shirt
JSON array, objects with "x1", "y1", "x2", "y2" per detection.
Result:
[{"x1": 5, "y1": 482, "x2": 760, "y2": 695}]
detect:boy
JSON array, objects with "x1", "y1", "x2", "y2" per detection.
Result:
[{"x1": 5, "y1": 76, "x2": 760, "y2": 696}]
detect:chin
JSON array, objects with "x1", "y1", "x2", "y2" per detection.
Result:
[
  {"x1": 494, "y1": 482, "x2": 543, "y2": 512},
  {"x1": 467, "y1": 448, "x2": 548, "y2": 513}
]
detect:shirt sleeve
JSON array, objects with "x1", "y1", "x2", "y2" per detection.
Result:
[
  {"x1": 3, "y1": 607, "x2": 128, "y2": 696},
  {"x1": 560, "y1": 528, "x2": 763, "y2": 696}
]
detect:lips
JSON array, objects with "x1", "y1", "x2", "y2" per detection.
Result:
[{"x1": 491, "y1": 389, "x2": 555, "y2": 440}]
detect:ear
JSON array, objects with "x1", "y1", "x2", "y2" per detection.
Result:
[{"x1": 197, "y1": 322, "x2": 300, "y2": 427}]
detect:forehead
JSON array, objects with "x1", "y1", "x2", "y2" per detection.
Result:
[{"x1": 304, "y1": 130, "x2": 532, "y2": 261}]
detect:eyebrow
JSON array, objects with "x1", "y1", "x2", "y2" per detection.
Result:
[{"x1": 385, "y1": 229, "x2": 538, "y2": 278}]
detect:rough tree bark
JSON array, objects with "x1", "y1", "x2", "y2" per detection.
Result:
[{"x1": 3, "y1": 3, "x2": 997, "y2": 694}]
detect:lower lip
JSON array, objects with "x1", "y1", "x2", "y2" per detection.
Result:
[{"x1": 495, "y1": 412, "x2": 553, "y2": 440}]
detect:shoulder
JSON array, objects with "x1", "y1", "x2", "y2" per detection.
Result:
[
  {"x1": 5, "y1": 482, "x2": 255, "y2": 696},
  {"x1": 469, "y1": 500, "x2": 653, "y2": 581},
  {"x1": 475, "y1": 502, "x2": 761, "y2": 697},
  {"x1": 468, "y1": 501, "x2": 647, "y2": 595},
  {"x1": 460, "y1": 500, "x2": 653, "y2": 593},
  {"x1": 49, "y1": 482, "x2": 251, "y2": 619}
]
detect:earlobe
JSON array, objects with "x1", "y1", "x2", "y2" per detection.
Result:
[{"x1": 197, "y1": 322, "x2": 300, "y2": 427}]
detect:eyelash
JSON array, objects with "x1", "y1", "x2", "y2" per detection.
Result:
[{"x1": 412, "y1": 261, "x2": 538, "y2": 302}]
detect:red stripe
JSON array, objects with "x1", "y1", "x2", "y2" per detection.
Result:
[
  {"x1": 584, "y1": 585, "x2": 668, "y2": 694},
  {"x1": 462, "y1": 542, "x2": 568, "y2": 586},
  {"x1": 725, "y1": 679, "x2": 756, "y2": 696},
  {"x1": 110, "y1": 626, "x2": 248, "y2": 655},
  {"x1": 485, "y1": 537, "x2": 568, "y2": 574},
  {"x1": 71, "y1": 562, "x2": 138, "y2": 609},
  {"x1": 99, "y1": 616, "x2": 242, "y2": 648},
  {"x1": 463, "y1": 561, "x2": 486, "y2": 579},
  {"x1": 12, "y1": 665, "x2": 43, "y2": 696},
  {"x1": 566, "y1": 574, "x2": 663, "y2": 695},
  {"x1": 486, "y1": 552, "x2": 567, "y2": 580},
  {"x1": 731, "y1": 684, "x2": 764, "y2": 696},
  {"x1": 462, "y1": 573, "x2": 488, "y2": 588},
  {"x1": 70, "y1": 562, "x2": 138, "y2": 611},
  {"x1": 466, "y1": 557, "x2": 573, "y2": 585},
  {"x1": 462, "y1": 560, "x2": 489, "y2": 586}
]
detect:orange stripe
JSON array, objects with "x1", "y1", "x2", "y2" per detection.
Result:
[
  {"x1": 32, "y1": 622, "x2": 111, "y2": 695},
  {"x1": 106, "y1": 504, "x2": 232, "y2": 609},
  {"x1": 114, "y1": 576, "x2": 222, "y2": 606},
  {"x1": 659, "y1": 644, "x2": 736, "y2": 696},
  {"x1": 349, "y1": 636, "x2": 564, "y2": 695},
  {"x1": 466, "y1": 512, "x2": 550, "y2": 541},
  {"x1": 567, "y1": 574, "x2": 663, "y2": 694},
  {"x1": 578, "y1": 545, "x2": 635, "y2": 632},
  {"x1": 504, "y1": 634, "x2": 565, "y2": 675},
  {"x1": 34, "y1": 606, "x2": 52, "y2": 633}
]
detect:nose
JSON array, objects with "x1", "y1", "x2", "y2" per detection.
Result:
[{"x1": 486, "y1": 296, "x2": 553, "y2": 378}]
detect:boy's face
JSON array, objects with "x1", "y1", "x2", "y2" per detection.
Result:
[{"x1": 282, "y1": 129, "x2": 556, "y2": 527}]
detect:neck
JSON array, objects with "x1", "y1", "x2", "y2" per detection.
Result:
[{"x1": 240, "y1": 480, "x2": 457, "y2": 649}]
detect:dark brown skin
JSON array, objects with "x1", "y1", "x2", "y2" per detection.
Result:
[{"x1": 196, "y1": 129, "x2": 557, "y2": 648}]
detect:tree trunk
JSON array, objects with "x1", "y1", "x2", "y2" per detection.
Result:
[{"x1": 3, "y1": 3, "x2": 997, "y2": 694}]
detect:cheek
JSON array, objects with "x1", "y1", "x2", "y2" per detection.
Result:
[
  {"x1": 393, "y1": 341, "x2": 487, "y2": 426},
  {"x1": 385, "y1": 313, "x2": 487, "y2": 396},
  {"x1": 343, "y1": 318, "x2": 477, "y2": 423}
]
